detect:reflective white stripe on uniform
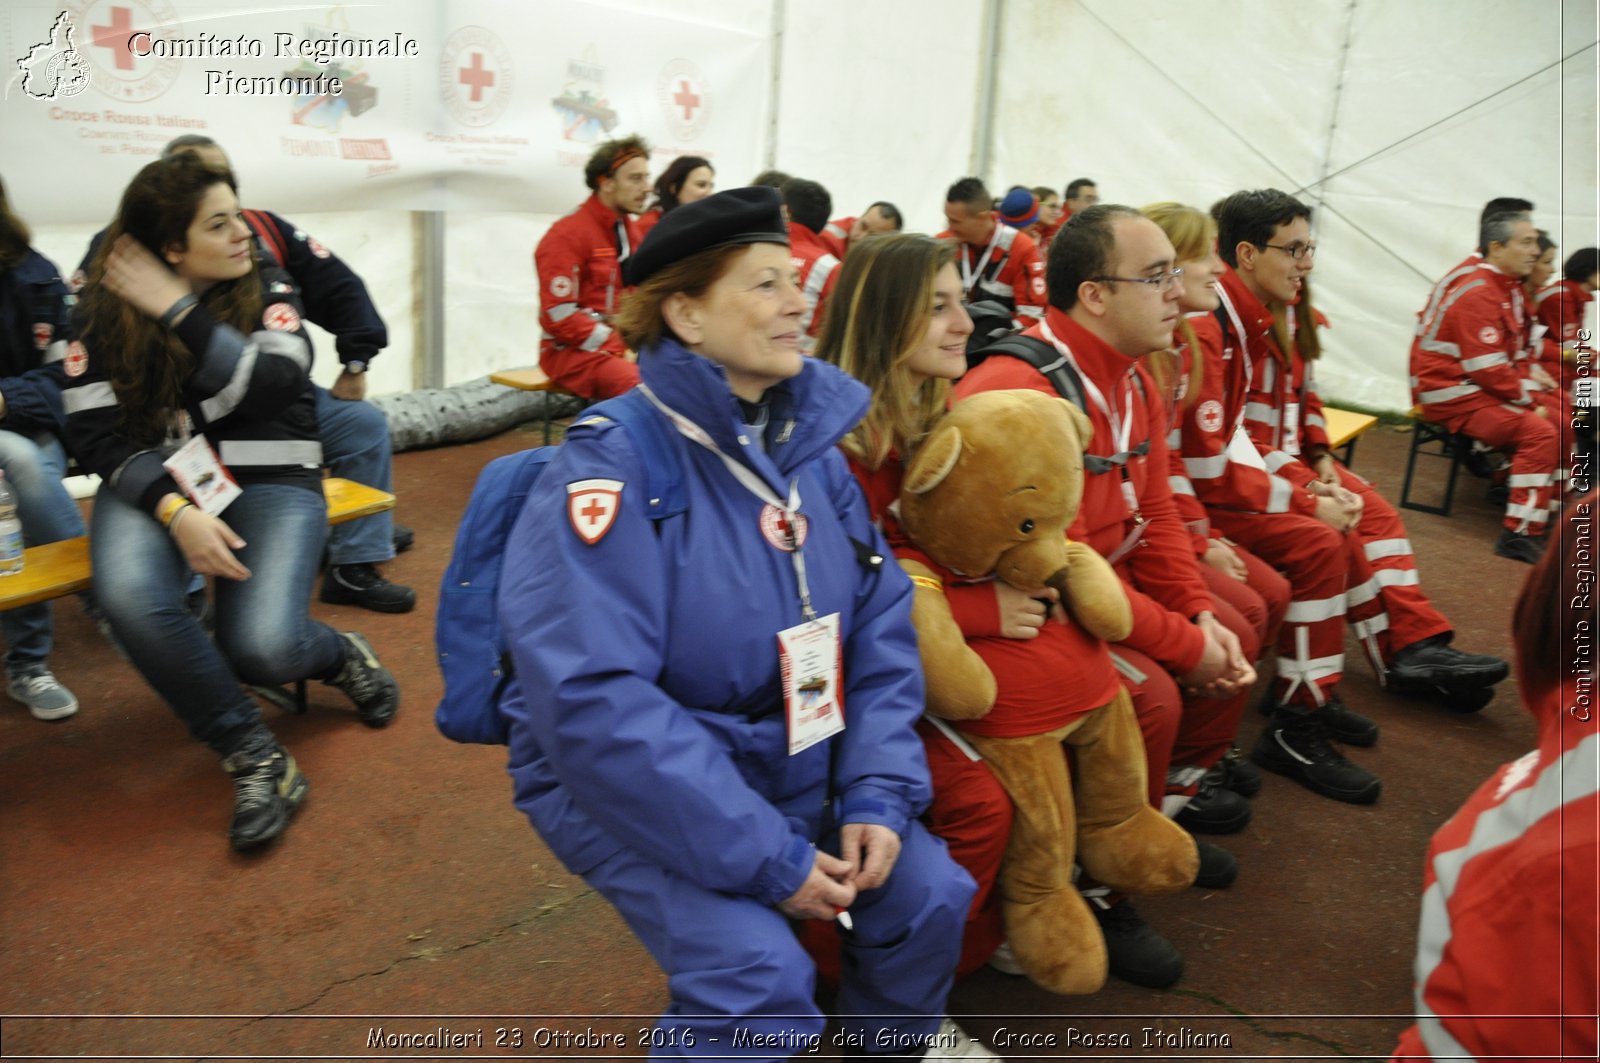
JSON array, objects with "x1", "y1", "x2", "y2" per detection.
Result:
[
  {"x1": 580, "y1": 322, "x2": 613, "y2": 351},
  {"x1": 1276, "y1": 646, "x2": 1344, "y2": 706},
  {"x1": 1168, "y1": 476, "x2": 1196, "y2": 497},
  {"x1": 1184, "y1": 454, "x2": 1228, "y2": 479},
  {"x1": 1364, "y1": 538, "x2": 1415, "y2": 561},
  {"x1": 1375, "y1": 568, "x2": 1420, "y2": 589},
  {"x1": 1017, "y1": 304, "x2": 1044, "y2": 319},
  {"x1": 1461, "y1": 351, "x2": 1509, "y2": 372},
  {"x1": 1508, "y1": 472, "x2": 1552, "y2": 489},
  {"x1": 1245, "y1": 401, "x2": 1278, "y2": 426},
  {"x1": 1305, "y1": 411, "x2": 1325, "y2": 428},
  {"x1": 799, "y1": 255, "x2": 839, "y2": 337},
  {"x1": 1351, "y1": 613, "x2": 1390, "y2": 640},
  {"x1": 547, "y1": 302, "x2": 580, "y2": 322},
  {"x1": 1267, "y1": 476, "x2": 1293, "y2": 513},
  {"x1": 199, "y1": 346, "x2": 261, "y2": 424},
  {"x1": 977, "y1": 277, "x2": 1014, "y2": 299},
  {"x1": 1506, "y1": 502, "x2": 1551, "y2": 526},
  {"x1": 1419, "y1": 383, "x2": 1481, "y2": 404},
  {"x1": 1264, "y1": 450, "x2": 1297, "y2": 473},
  {"x1": 1346, "y1": 574, "x2": 1381, "y2": 608},
  {"x1": 1414, "y1": 733, "x2": 1600, "y2": 1060},
  {"x1": 254, "y1": 330, "x2": 312, "y2": 372},
  {"x1": 1285, "y1": 593, "x2": 1346, "y2": 624},
  {"x1": 218, "y1": 439, "x2": 323, "y2": 467},
  {"x1": 62, "y1": 380, "x2": 116, "y2": 414}
]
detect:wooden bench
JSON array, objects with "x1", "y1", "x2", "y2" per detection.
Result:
[
  {"x1": 490, "y1": 366, "x2": 582, "y2": 444},
  {"x1": 1400, "y1": 407, "x2": 1473, "y2": 516},
  {"x1": 0, "y1": 477, "x2": 396, "y2": 716},
  {"x1": 1324, "y1": 407, "x2": 1378, "y2": 468},
  {"x1": 0, "y1": 477, "x2": 395, "y2": 612}
]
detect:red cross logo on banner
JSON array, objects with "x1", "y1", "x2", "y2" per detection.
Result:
[
  {"x1": 92, "y1": 6, "x2": 140, "y2": 71},
  {"x1": 460, "y1": 52, "x2": 495, "y2": 102},
  {"x1": 263, "y1": 303, "x2": 302, "y2": 332},
  {"x1": 567, "y1": 478, "x2": 623, "y2": 545},
  {"x1": 673, "y1": 79, "x2": 701, "y2": 121}
]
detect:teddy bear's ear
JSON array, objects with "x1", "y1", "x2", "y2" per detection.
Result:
[
  {"x1": 1056, "y1": 397, "x2": 1095, "y2": 450},
  {"x1": 905, "y1": 425, "x2": 963, "y2": 494}
]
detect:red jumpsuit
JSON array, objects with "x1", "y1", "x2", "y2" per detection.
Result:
[
  {"x1": 788, "y1": 223, "x2": 841, "y2": 348},
  {"x1": 935, "y1": 223, "x2": 1046, "y2": 331},
  {"x1": 633, "y1": 207, "x2": 662, "y2": 241},
  {"x1": 1412, "y1": 261, "x2": 1561, "y2": 537},
  {"x1": 534, "y1": 194, "x2": 641, "y2": 400},
  {"x1": 1164, "y1": 323, "x2": 1290, "y2": 675},
  {"x1": 819, "y1": 215, "x2": 854, "y2": 259},
  {"x1": 1389, "y1": 680, "x2": 1597, "y2": 1061},
  {"x1": 1243, "y1": 303, "x2": 1454, "y2": 674},
  {"x1": 956, "y1": 309, "x2": 1250, "y2": 793}
]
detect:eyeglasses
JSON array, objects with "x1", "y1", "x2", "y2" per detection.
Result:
[
  {"x1": 1093, "y1": 267, "x2": 1184, "y2": 293},
  {"x1": 1263, "y1": 241, "x2": 1317, "y2": 262}
]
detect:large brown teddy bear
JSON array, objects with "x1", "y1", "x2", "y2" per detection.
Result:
[{"x1": 897, "y1": 389, "x2": 1197, "y2": 995}]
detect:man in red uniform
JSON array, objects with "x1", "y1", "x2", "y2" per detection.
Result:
[
  {"x1": 1412, "y1": 210, "x2": 1559, "y2": 562},
  {"x1": 1061, "y1": 178, "x2": 1099, "y2": 222},
  {"x1": 1390, "y1": 495, "x2": 1597, "y2": 1063},
  {"x1": 779, "y1": 178, "x2": 842, "y2": 349},
  {"x1": 534, "y1": 135, "x2": 651, "y2": 400},
  {"x1": 957, "y1": 205, "x2": 1256, "y2": 988},
  {"x1": 939, "y1": 178, "x2": 1046, "y2": 334},
  {"x1": 819, "y1": 201, "x2": 902, "y2": 259}
]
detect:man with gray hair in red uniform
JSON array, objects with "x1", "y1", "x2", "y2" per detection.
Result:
[{"x1": 535, "y1": 135, "x2": 652, "y2": 400}]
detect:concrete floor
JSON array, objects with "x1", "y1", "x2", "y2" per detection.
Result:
[{"x1": 0, "y1": 419, "x2": 1550, "y2": 1061}]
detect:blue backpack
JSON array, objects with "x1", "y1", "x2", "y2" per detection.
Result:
[{"x1": 434, "y1": 388, "x2": 687, "y2": 744}]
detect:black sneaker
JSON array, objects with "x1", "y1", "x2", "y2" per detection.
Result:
[
  {"x1": 221, "y1": 747, "x2": 308, "y2": 850},
  {"x1": 1219, "y1": 745, "x2": 1262, "y2": 797},
  {"x1": 1320, "y1": 695, "x2": 1379, "y2": 747},
  {"x1": 1493, "y1": 529, "x2": 1545, "y2": 564},
  {"x1": 1252, "y1": 709, "x2": 1381, "y2": 805},
  {"x1": 1193, "y1": 840, "x2": 1238, "y2": 890},
  {"x1": 1386, "y1": 635, "x2": 1508, "y2": 708},
  {"x1": 1092, "y1": 898, "x2": 1183, "y2": 988},
  {"x1": 1174, "y1": 770, "x2": 1253, "y2": 834},
  {"x1": 1486, "y1": 481, "x2": 1510, "y2": 506},
  {"x1": 392, "y1": 524, "x2": 415, "y2": 553},
  {"x1": 324, "y1": 632, "x2": 400, "y2": 727},
  {"x1": 320, "y1": 563, "x2": 417, "y2": 614}
]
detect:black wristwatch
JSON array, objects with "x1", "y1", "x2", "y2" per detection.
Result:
[{"x1": 343, "y1": 360, "x2": 368, "y2": 375}]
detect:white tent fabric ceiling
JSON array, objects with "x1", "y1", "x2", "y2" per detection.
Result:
[{"x1": 15, "y1": 0, "x2": 1597, "y2": 410}]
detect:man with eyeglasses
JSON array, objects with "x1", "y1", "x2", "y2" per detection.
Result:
[
  {"x1": 1187, "y1": 189, "x2": 1507, "y2": 809},
  {"x1": 955, "y1": 205, "x2": 1258, "y2": 990}
]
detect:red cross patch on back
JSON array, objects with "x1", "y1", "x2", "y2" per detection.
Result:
[{"x1": 567, "y1": 478, "x2": 623, "y2": 545}]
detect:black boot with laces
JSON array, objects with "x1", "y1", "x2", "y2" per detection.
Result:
[{"x1": 221, "y1": 746, "x2": 308, "y2": 851}]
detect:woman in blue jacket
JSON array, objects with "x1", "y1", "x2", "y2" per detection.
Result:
[{"x1": 500, "y1": 188, "x2": 990, "y2": 1060}]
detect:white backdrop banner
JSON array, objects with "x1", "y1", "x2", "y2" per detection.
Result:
[{"x1": 1, "y1": 0, "x2": 768, "y2": 224}]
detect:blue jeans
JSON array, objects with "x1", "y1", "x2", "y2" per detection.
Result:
[
  {"x1": 0, "y1": 429, "x2": 87, "y2": 675},
  {"x1": 317, "y1": 387, "x2": 395, "y2": 566},
  {"x1": 91, "y1": 481, "x2": 345, "y2": 754}
]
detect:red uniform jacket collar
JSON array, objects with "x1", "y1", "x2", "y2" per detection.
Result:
[
  {"x1": 789, "y1": 222, "x2": 828, "y2": 258},
  {"x1": 1040, "y1": 306, "x2": 1139, "y2": 393},
  {"x1": 579, "y1": 192, "x2": 627, "y2": 227},
  {"x1": 1217, "y1": 264, "x2": 1275, "y2": 341}
]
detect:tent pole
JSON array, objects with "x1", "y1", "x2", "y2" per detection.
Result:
[
  {"x1": 1309, "y1": 0, "x2": 1360, "y2": 212},
  {"x1": 971, "y1": 0, "x2": 1003, "y2": 179},
  {"x1": 764, "y1": 0, "x2": 786, "y2": 170}
]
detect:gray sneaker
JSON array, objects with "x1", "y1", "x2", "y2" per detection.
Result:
[{"x1": 7, "y1": 670, "x2": 79, "y2": 721}]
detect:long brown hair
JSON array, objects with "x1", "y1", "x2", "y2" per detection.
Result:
[
  {"x1": 814, "y1": 234, "x2": 959, "y2": 470},
  {"x1": 79, "y1": 154, "x2": 260, "y2": 445},
  {"x1": 0, "y1": 176, "x2": 32, "y2": 270},
  {"x1": 1270, "y1": 276, "x2": 1322, "y2": 365},
  {"x1": 1140, "y1": 202, "x2": 1210, "y2": 409}
]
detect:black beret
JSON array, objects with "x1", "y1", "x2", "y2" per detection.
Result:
[{"x1": 623, "y1": 186, "x2": 789, "y2": 286}]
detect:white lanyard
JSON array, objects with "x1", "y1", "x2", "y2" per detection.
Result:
[
  {"x1": 638, "y1": 385, "x2": 818, "y2": 620},
  {"x1": 1038, "y1": 320, "x2": 1145, "y2": 540},
  {"x1": 1216, "y1": 287, "x2": 1253, "y2": 435},
  {"x1": 959, "y1": 225, "x2": 1003, "y2": 297}
]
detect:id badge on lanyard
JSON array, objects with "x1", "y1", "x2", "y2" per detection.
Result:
[
  {"x1": 780, "y1": 613, "x2": 845, "y2": 755},
  {"x1": 1283, "y1": 400, "x2": 1301, "y2": 456},
  {"x1": 163, "y1": 426, "x2": 241, "y2": 516},
  {"x1": 637, "y1": 386, "x2": 847, "y2": 756}
]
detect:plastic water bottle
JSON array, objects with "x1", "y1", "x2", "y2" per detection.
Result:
[{"x1": 0, "y1": 472, "x2": 23, "y2": 576}]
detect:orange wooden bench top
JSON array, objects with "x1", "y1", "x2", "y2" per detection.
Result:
[
  {"x1": 1325, "y1": 407, "x2": 1378, "y2": 451},
  {"x1": 490, "y1": 367, "x2": 573, "y2": 393},
  {"x1": 0, "y1": 478, "x2": 394, "y2": 611}
]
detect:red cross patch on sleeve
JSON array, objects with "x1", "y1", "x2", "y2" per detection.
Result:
[{"x1": 567, "y1": 478, "x2": 623, "y2": 545}]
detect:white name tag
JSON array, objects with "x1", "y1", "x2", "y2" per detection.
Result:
[
  {"x1": 162, "y1": 433, "x2": 241, "y2": 516},
  {"x1": 779, "y1": 612, "x2": 845, "y2": 756}
]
